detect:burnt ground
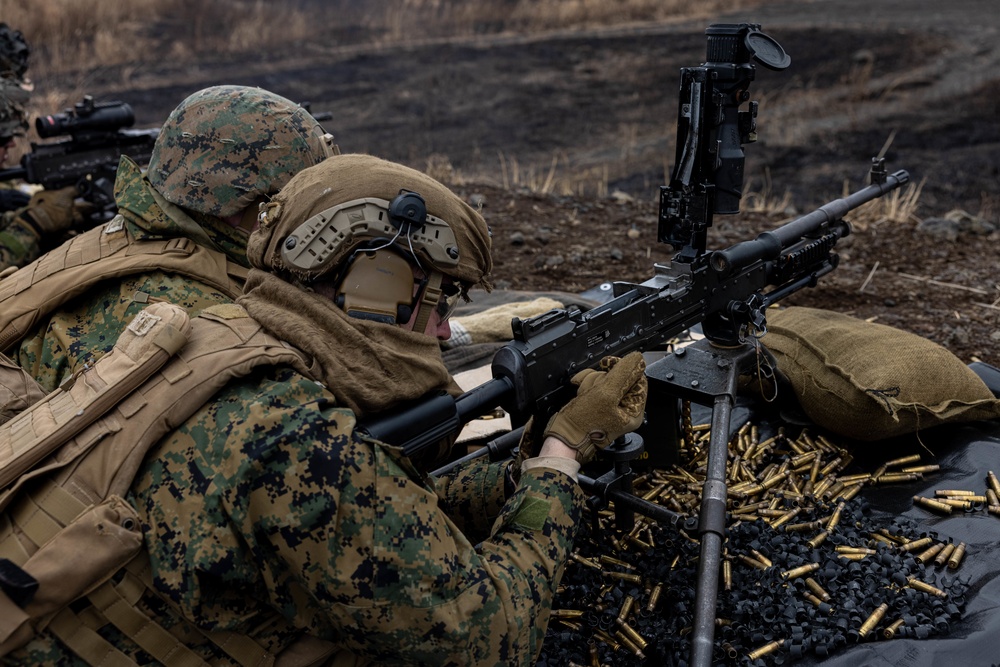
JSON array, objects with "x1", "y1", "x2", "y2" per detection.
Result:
[{"x1": 55, "y1": 0, "x2": 1000, "y2": 365}]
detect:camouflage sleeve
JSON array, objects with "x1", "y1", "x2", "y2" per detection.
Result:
[
  {"x1": 430, "y1": 455, "x2": 509, "y2": 542},
  {"x1": 0, "y1": 211, "x2": 42, "y2": 271},
  {"x1": 133, "y1": 370, "x2": 585, "y2": 667}
]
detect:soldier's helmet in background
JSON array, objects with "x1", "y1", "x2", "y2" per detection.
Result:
[
  {"x1": 146, "y1": 85, "x2": 334, "y2": 218},
  {"x1": 0, "y1": 24, "x2": 29, "y2": 82}
]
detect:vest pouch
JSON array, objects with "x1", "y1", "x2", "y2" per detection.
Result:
[
  {"x1": 0, "y1": 352, "x2": 46, "y2": 426},
  {"x1": 0, "y1": 495, "x2": 143, "y2": 656}
]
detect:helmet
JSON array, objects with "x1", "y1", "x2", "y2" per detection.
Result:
[
  {"x1": 146, "y1": 85, "x2": 334, "y2": 218},
  {"x1": 0, "y1": 78, "x2": 29, "y2": 138},
  {"x1": 0, "y1": 24, "x2": 29, "y2": 81},
  {"x1": 248, "y1": 154, "x2": 493, "y2": 327}
]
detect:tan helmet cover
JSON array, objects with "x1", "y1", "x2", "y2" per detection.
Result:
[{"x1": 248, "y1": 154, "x2": 493, "y2": 289}]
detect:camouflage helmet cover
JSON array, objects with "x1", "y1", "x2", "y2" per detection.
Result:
[
  {"x1": 248, "y1": 153, "x2": 493, "y2": 289},
  {"x1": 147, "y1": 85, "x2": 333, "y2": 218},
  {"x1": 0, "y1": 24, "x2": 29, "y2": 81},
  {"x1": 0, "y1": 78, "x2": 29, "y2": 137}
]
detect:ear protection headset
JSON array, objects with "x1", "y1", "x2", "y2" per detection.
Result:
[{"x1": 280, "y1": 191, "x2": 462, "y2": 328}]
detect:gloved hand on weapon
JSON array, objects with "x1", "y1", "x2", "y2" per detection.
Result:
[
  {"x1": 18, "y1": 186, "x2": 87, "y2": 237},
  {"x1": 509, "y1": 351, "x2": 647, "y2": 487}
]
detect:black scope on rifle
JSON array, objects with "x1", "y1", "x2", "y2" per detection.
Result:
[
  {"x1": 659, "y1": 23, "x2": 790, "y2": 260},
  {"x1": 35, "y1": 95, "x2": 135, "y2": 139}
]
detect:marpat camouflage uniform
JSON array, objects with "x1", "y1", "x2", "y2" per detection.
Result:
[
  {"x1": 6, "y1": 359, "x2": 584, "y2": 666},
  {"x1": 0, "y1": 200, "x2": 42, "y2": 271}
]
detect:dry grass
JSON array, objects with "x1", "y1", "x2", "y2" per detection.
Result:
[{"x1": 5, "y1": 0, "x2": 777, "y2": 80}]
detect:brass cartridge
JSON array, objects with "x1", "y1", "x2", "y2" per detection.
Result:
[
  {"x1": 908, "y1": 578, "x2": 947, "y2": 598},
  {"x1": 900, "y1": 536, "x2": 934, "y2": 553},
  {"x1": 841, "y1": 484, "x2": 863, "y2": 501},
  {"x1": 935, "y1": 489, "x2": 976, "y2": 497},
  {"x1": 859, "y1": 603, "x2": 889, "y2": 638},
  {"x1": 616, "y1": 595, "x2": 634, "y2": 623},
  {"x1": 781, "y1": 562, "x2": 820, "y2": 580},
  {"x1": 884, "y1": 454, "x2": 922, "y2": 468},
  {"x1": 805, "y1": 577, "x2": 831, "y2": 601},
  {"x1": 747, "y1": 639, "x2": 785, "y2": 661},
  {"x1": 901, "y1": 464, "x2": 941, "y2": 474},
  {"x1": 722, "y1": 559, "x2": 732, "y2": 591},
  {"x1": 785, "y1": 520, "x2": 823, "y2": 533},
  {"x1": 915, "y1": 542, "x2": 946, "y2": 564},
  {"x1": 807, "y1": 530, "x2": 830, "y2": 548},
  {"x1": 874, "y1": 473, "x2": 921, "y2": 484},
  {"x1": 587, "y1": 641, "x2": 600, "y2": 667},
  {"x1": 738, "y1": 554, "x2": 770, "y2": 571},
  {"x1": 835, "y1": 546, "x2": 877, "y2": 555},
  {"x1": 614, "y1": 631, "x2": 645, "y2": 660},
  {"x1": 605, "y1": 571, "x2": 643, "y2": 584},
  {"x1": 913, "y1": 495, "x2": 954, "y2": 514},
  {"x1": 647, "y1": 582, "x2": 663, "y2": 612},
  {"x1": 570, "y1": 553, "x2": 602, "y2": 570},
  {"x1": 599, "y1": 555, "x2": 635, "y2": 571},
  {"x1": 936, "y1": 498, "x2": 973, "y2": 510},
  {"x1": 988, "y1": 470, "x2": 1000, "y2": 497},
  {"x1": 826, "y1": 502, "x2": 846, "y2": 531},
  {"x1": 615, "y1": 619, "x2": 648, "y2": 650},
  {"x1": 987, "y1": 489, "x2": 1000, "y2": 506},
  {"x1": 770, "y1": 508, "x2": 801, "y2": 529},
  {"x1": 934, "y1": 542, "x2": 957, "y2": 567},
  {"x1": 883, "y1": 618, "x2": 905, "y2": 640},
  {"x1": 750, "y1": 549, "x2": 773, "y2": 567},
  {"x1": 592, "y1": 629, "x2": 621, "y2": 652},
  {"x1": 551, "y1": 609, "x2": 586, "y2": 619},
  {"x1": 947, "y1": 541, "x2": 967, "y2": 570}
]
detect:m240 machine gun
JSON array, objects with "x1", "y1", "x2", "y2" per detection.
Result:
[
  {"x1": 361, "y1": 23, "x2": 910, "y2": 667},
  {"x1": 0, "y1": 95, "x2": 159, "y2": 224}
]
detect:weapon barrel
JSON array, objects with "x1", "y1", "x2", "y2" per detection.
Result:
[
  {"x1": 710, "y1": 169, "x2": 909, "y2": 274},
  {"x1": 360, "y1": 377, "x2": 514, "y2": 458},
  {"x1": 0, "y1": 166, "x2": 27, "y2": 182}
]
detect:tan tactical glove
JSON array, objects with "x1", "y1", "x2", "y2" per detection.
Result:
[
  {"x1": 543, "y1": 351, "x2": 647, "y2": 463},
  {"x1": 444, "y1": 297, "x2": 563, "y2": 349},
  {"x1": 19, "y1": 186, "x2": 83, "y2": 236}
]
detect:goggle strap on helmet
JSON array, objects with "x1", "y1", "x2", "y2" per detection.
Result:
[{"x1": 412, "y1": 271, "x2": 444, "y2": 335}]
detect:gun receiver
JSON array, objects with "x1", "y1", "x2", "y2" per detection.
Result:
[{"x1": 0, "y1": 95, "x2": 159, "y2": 224}]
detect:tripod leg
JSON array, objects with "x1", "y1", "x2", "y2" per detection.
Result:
[{"x1": 690, "y1": 392, "x2": 734, "y2": 667}]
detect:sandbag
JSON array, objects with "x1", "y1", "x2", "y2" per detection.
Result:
[{"x1": 761, "y1": 306, "x2": 1000, "y2": 440}]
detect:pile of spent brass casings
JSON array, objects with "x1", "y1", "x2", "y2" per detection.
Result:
[{"x1": 539, "y1": 407, "x2": 970, "y2": 666}]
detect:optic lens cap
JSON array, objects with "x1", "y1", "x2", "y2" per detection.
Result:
[{"x1": 744, "y1": 30, "x2": 791, "y2": 71}]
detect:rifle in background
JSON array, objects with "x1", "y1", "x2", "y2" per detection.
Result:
[{"x1": 0, "y1": 95, "x2": 159, "y2": 224}]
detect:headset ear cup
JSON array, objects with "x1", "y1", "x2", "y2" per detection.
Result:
[{"x1": 397, "y1": 304, "x2": 413, "y2": 324}]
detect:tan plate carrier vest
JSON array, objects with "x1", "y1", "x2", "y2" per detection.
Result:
[{"x1": 0, "y1": 219, "x2": 338, "y2": 666}]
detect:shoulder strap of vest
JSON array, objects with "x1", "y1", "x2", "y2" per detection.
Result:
[{"x1": 0, "y1": 216, "x2": 250, "y2": 353}]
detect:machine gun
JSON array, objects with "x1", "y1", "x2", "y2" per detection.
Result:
[
  {"x1": 0, "y1": 95, "x2": 159, "y2": 224},
  {"x1": 360, "y1": 22, "x2": 910, "y2": 667}
]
